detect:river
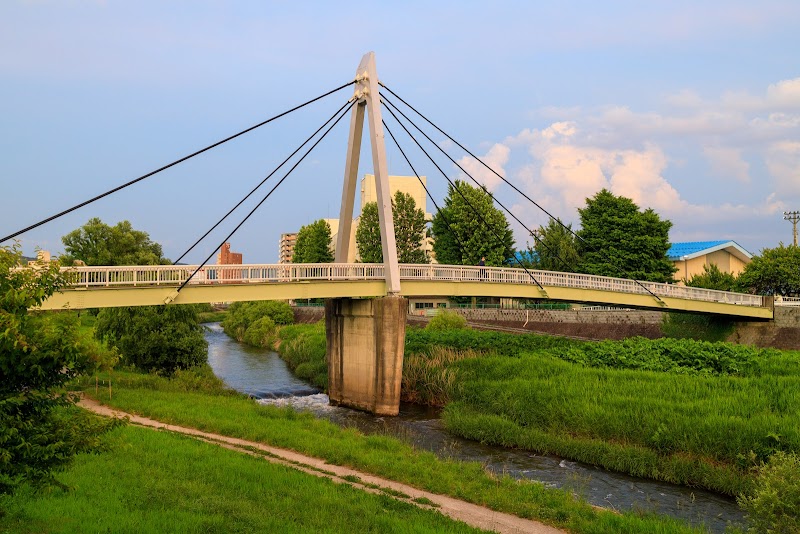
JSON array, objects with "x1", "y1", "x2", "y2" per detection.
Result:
[{"x1": 204, "y1": 323, "x2": 744, "y2": 533}]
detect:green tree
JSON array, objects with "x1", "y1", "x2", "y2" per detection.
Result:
[
  {"x1": 737, "y1": 244, "x2": 800, "y2": 296},
  {"x1": 356, "y1": 202, "x2": 382, "y2": 263},
  {"x1": 292, "y1": 219, "x2": 333, "y2": 263},
  {"x1": 356, "y1": 192, "x2": 429, "y2": 263},
  {"x1": 531, "y1": 219, "x2": 580, "y2": 272},
  {"x1": 0, "y1": 245, "x2": 120, "y2": 495},
  {"x1": 685, "y1": 263, "x2": 738, "y2": 291},
  {"x1": 95, "y1": 305, "x2": 208, "y2": 375},
  {"x1": 61, "y1": 217, "x2": 167, "y2": 265},
  {"x1": 431, "y1": 181, "x2": 514, "y2": 266},
  {"x1": 576, "y1": 189, "x2": 676, "y2": 283}
]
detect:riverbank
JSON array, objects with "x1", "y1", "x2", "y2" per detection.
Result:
[
  {"x1": 55, "y1": 368, "x2": 703, "y2": 533},
  {"x1": 0, "y1": 418, "x2": 488, "y2": 534},
  {"x1": 77, "y1": 396, "x2": 563, "y2": 534},
  {"x1": 275, "y1": 322, "x2": 800, "y2": 500}
]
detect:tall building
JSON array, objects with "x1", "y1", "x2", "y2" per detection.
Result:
[
  {"x1": 281, "y1": 174, "x2": 433, "y2": 264},
  {"x1": 279, "y1": 233, "x2": 297, "y2": 264},
  {"x1": 217, "y1": 242, "x2": 242, "y2": 265},
  {"x1": 216, "y1": 242, "x2": 243, "y2": 283}
]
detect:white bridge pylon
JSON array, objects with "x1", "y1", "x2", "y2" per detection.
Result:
[{"x1": 335, "y1": 52, "x2": 401, "y2": 294}]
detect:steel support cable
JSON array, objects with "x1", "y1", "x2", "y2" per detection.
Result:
[
  {"x1": 381, "y1": 100, "x2": 545, "y2": 292},
  {"x1": 380, "y1": 84, "x2": 664, "y2": 304},
  {"x1": 1, "y1": 80, "x2": 356, "y2": 244},
  {"x1": 381, "y1": 95, "x2": 575, "y2": 275},
  {"x1": 382, "y1": 119, "x2": 469, "y2": 253},
  {"x1": 173, "y1": 99, "x2": 354, "y2": 265},
  {"x1": 176, "y1": 100, "x2": 356, "y2": 293}
]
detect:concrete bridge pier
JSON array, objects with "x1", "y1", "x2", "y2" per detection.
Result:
[{"x1": 325, "y1": 296, "x2": 407, "y2": 416}]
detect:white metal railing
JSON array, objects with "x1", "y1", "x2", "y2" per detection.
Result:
[
  {"x1": 775, "y1": 296, "x2": 800, "y2": 307},
  {"x1": 46, "y1": 263, "x2": 768, "y2": 308}
]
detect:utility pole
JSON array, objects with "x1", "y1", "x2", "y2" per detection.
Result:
[{"x1": 785, "y1": 211, "x2": 800, "y2": 246}]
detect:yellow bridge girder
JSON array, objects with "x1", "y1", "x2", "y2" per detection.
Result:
[{"x1": 37, "y1": 279, "x2": 773, "y2": 320}]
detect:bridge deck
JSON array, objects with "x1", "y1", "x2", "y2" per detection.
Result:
[{"x1": 35, "y1": 263, "x2": 772, "y2": 319}]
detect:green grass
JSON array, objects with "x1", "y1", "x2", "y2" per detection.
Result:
[
  {"x1": 69, "y1": 370, "x2": 705, "y2": 534},
  {"x1": 439, "y1": 346, "x2": 800, "y2": 496},
  {"x1": 272, "y1": 323, "x2": 800, "y2": 495},
  {"x1": 0, "y1": 425, "x2": 483, "y2": 533},
  {"x1": 198, "y1": 310, "x2": 228, "y2": 323}
]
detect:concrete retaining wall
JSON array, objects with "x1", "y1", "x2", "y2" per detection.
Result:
[{"x1": 295, "y1": 303, "x2": 800, "y2": 348}]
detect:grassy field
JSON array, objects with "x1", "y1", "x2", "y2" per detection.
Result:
[
  {"x1": 0, "y1": 424, "x2": 484, "y2": 533},
  {"x1": 276, "y1": 324, "x2": 800, "y2": 497},
  {"x1": 45, "y1": 369, "x2": 707, "y2": 534}
]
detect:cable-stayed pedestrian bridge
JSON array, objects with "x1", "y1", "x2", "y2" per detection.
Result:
[
  {"x1": 5, "y1": 52, "x2": 776, "y2": 414},
  {"x1": 38, "y1": 262, "x2": 773, "y2": 319}
]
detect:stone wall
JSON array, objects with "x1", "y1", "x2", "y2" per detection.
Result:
[
  {"x1": 295, "y1": 303, "x2": 800, "y2": 348},
  {"x1": 728, "y1": 306, "x2": 800, "y2": 350},
  {"x1": 293, "y1": 307, "x2": 325, "y2": 324},
  {"x1": 442, "y1": 308, "x2": 665, "y2": 341}
]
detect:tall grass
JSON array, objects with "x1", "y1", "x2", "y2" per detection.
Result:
[
  {"x1": 402, "y1": 347, "x2": 479, "y2": 406},
  {"x1": 441, "y1": 349, "x2": 800, "y2": 496},
  {"x1": 248, "y1": 318, "x2": 800, "y2": 498},
  {"x1": 277, "y1": 322, "x2": 327, "y2": 389}
]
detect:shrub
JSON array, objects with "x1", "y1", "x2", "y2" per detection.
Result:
[
  {"x1": 243, "y1": 316, "x2": 278, "y2": 349},
  {"x1": 662, "y1": 312, "x2": 734, "y2": 342},
  {"x1": 738, "y1": 452, "x2": 800, "y2": 533},
  {"x1": 222, "y1": 301, "x2": 294, "y2": 343},
  {"x1": 277, "y1": 322, "x2": 327, "y2": 390},
  {"x1": 95, "y1": 305, "x2": 208, "y2": 375},
  {"x1": 426, "y1": 310, "x2": 467, "y2": 331}
]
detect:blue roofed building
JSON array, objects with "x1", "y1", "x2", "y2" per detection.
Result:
[{"x1": 668, "y1": 240, "x2": 752, "y2": 282}]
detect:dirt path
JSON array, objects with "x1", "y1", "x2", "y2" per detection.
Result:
[{"x1": 79, "y1": 397, "x2": 564, "y2": 534}]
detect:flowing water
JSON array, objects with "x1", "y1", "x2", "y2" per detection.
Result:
[{"x1": 205, "y1": 323, "x2": 744, "y2": 533}]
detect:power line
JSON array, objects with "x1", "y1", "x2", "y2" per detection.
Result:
[
  {"x1": 176, "y1": 100, "x2": 355, "y2": 293},
  {"x1": 379, "y1": 83, "x2": 664, "y2": 304},
  {"x1": 381, "y1": 99, "x2": 545, "y2": 292},
  {"x1": 1, "y1": 80, "x2": 356, "y2": 244},
  {"x1": 174, "y1": 98, "x2": 354, "y2": 264},
  {"x1": 382, "y1": 119, "x2": 468, "y2": 253},
  {"x1": 382, "y1": 94, "x2": 576, "y2": 275}
]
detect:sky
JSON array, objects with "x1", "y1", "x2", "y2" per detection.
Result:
[{"x1": 2, "y1": 1, "x2": 799, "y2": 264}]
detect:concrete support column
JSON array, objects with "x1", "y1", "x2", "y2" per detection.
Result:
[{"x1": 326, "y1": 296, "x2": 407, "y2": 415}]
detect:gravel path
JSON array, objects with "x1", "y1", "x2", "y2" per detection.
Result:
[{"x1": 79, "y1": 397, "x2": 565, "y2": 534}]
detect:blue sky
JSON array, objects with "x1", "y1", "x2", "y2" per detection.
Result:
[{"x1": 2, "y1": 1, "x2": 799, "y2": 264}]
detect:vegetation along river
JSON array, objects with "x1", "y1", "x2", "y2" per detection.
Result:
[{"x1": 204, "y1": 323, "x2": 744, "y2": 533}]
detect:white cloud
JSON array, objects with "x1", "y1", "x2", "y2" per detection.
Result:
[
  {"x1": 766, "y1": 78, "x2": 800, "y2": 109},
  {"x1": 766, "y1": 141, "x2": 800, "y2": 196},
  {"x1": 703, "y1": 146, "x2": 751, "y2": 183},
  {"x1": 455, "y1": 143, "x2": 510, "y2": 192}
]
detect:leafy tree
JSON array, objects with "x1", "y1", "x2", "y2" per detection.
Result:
[
  {"x1": 95, "y1": 305, "x2": 208, "y2": 375},
  {"x1": 685, "y1": 263, "x2": 738, "y2": 291},
  {"x1": 61, "y1": 217, "x2": 167, "y2": 265},
  {"x1": 531, "y1": 218, "x2": 580, "y2": 272},
  {"x1": 356, "y1": 192, "x2": 429, "y2": 263},
  {"x1": 0, "y1": 245, "x2": 120, "y2": 495},
  {"x1": 356, "y1": 202, "x2": 382, "y2": 263},
  {"x1": 292, "y1": 219, "x2": 333, "y2": 263},
  {"x1": 431, "y1": 181, "x2": 514, "y2": 266},
  {"x1": 737, "y1": 244, "x2": 800, "y2": 296},
  {"x1": 576, "y1": 189, "x2": 676, "y2": 283}
]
